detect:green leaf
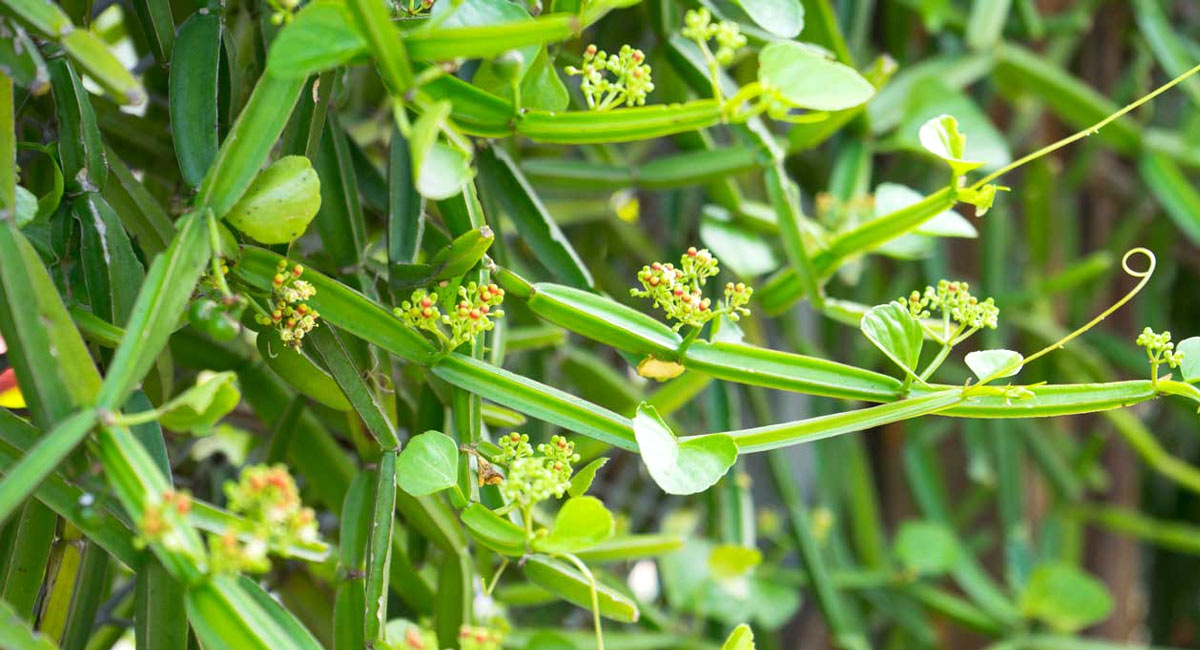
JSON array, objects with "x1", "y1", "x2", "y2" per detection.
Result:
[
  {"x1": 533, "y1": 496, "x2": 615, "y2": 554},
  {"x1": 875, "y1": 183, "x2": 977, "y2": 239},
  {"x1": 633, "y1": 403, "x2": 737, "y2": 495},
  {"x1": 417, "y1": 143, "x2": 472, "y2": 202},
  {"x1": 567, "y1": 457, "x2": 608, "y2": 497},
  {"x1": 573, "y1": 534, "x2": 685, "y2": 562},
  {"x1": 721, "y1": 623, "x2": 756, "y2": 650},
  {"x1": 225, "y1": 155, "x2": 322, "y2": 244},
  {"x1": 0, "y1": 409, "x2": 97, "y2": 527},
  {"x1": 918, "y1": 114, "x2": 985, "y2": 177},
  {"x1": 12, "y1": 186, "x2": 37, "y2": 228},
  {"x1": 158, "y1": 371, "x2": 241, "y2": 433},
  {"x1": 522, "y1": 554, "x2": 640, "y2": 623},
  {"x1": 474, "y1": 48, "x2": 569, "y2": 112},
  {"x1": 1178, "y1": 337, "x2": 1200, "y2": 382},
  {"x1": 860, "y1": 302, "x2": 924, "y2": 377},
  {"x1": 736, "y1": 0, "x2": 802, "y2": 37},
  {"x1": 964, "y1": 349, "x2": 1023, "y2": 381},
  {"x1": 958, "y1": 183, "x2": 1006, "y2": 217},
  {"x1": 758, "y1": 42, "x2": 874, "y2": 111},
  {"x1": 1020, "y1": 562, "x2": 1114, "y2": 633},
  {"x1": 267, "y1": 1, "x2": 368, "y2": 78},
  {"x1": 461, "y1": 503, "x2": 527, "y2": 556},
  {"x1": 395, "y1": 431, "x2": 459, "y2": 496},
  {"x1": 894, "y1": 520, "x2": 960, "y2": 575},
  {"x1": 709, "y1": 544, "x2": 762, "y2": 579}
]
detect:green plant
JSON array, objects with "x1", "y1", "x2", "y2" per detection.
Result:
[{"x1": 3, "y1": 0, "x2": 1200, "y2": 648}]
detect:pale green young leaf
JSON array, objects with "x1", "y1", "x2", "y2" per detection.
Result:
[
  {"x1": 734, "y1": 0, "x2": 803, "y2": 38},
  {"x1": 395, "y1": 431, "x2": 459, "y2": 496},
  {"x1": 410, "y1": 101, "x2": 470, "y2": 200},
  {"x1": 633, "y1": 403, "x2": 737, "y2": 495},
  {"x1": 1020, "y1": 563, "x2": 1114, "y2": 633},
  {"x1": 894, "y1": 520, "x2": 960, "y2": 575},
  {"x1": 758, "y1": 42, "x2": 874, "y2": 111},
  {"x1": 721, "y1": 623, "x2": 756, "y2": 650},
  {"x1": 918, "y1": 114, "x2": 985, "y2": 177},
  {"x1": 965, "y1": 349, "x2": 1023, "y2": 381},
  {"x1": 159, "y1": 371, "x2": 241, "y2": 433},
  {"x1": 1178, "y1": 336, "x2": 1200, "y2": 381},
  {"x1": 860, "y1": 302, "x2": 924, "y2": 377},
  {"x1": 875, "y1": 184, "x2": 977, "y2": 238},
  {"x1": 533, "y1": 496, "x2": 615, "y2": 554},
  {"x1": 567, "y1": 457, "x2": 608, "y2": 497},
  {"x1": 709, "y1": 544, "x2": 762, "y2": 579}
]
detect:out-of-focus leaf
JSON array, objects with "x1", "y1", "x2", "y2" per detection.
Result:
[
  {"x1": 894, "y1": 520, "x2": 960, "y2": 575},
  {"x1": 758, "y1": 42, "x2": 874, "y2": 111},
  {"x1": 1020, "y1": 563, "x2": 1113, "y2": 633}
]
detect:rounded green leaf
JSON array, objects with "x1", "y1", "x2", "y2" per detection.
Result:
[
  {"x1": 395, "y1": 431, "x2": 459, "y2": 496},
  {"x1": 860, "y1": 302, "x2": 924, "y2": 376},
  {"x1": 1177, "y1": 336, "x2": 1200, "y2": 382},
  {"x1": 633, "y1": 403, "x2": 738, "y2": 495},
  {"x1": 735, "y1": 0, "x2": 802, "y2": 37},
  {"x1": 533, "y1": 496, "x2": 615, "y2": 554},
  {"x1": 758, "y1": 42, "x2": 875, "y2": 111},
  {"x1": 225, "y1": 155, "x2": 322, "y2": 244},
  {"x1": 1020, "y1": 562, "x2": 1113, "y2": 633},
  {"x1": 894, "y1": 520, "x2": 960, "y2": 575},
  {"x1": 964, "y1": 349, "x2": 1023, "y2": 381}
]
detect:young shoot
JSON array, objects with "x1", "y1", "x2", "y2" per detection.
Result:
[
  {"x1": 681, "y1": 8, "x2": 746, "y2": 101},
  {"x1": 565, "y1": 44, "x2": 655, "y2": 111},
  {"x1": 631, "y1": 247, "x2": 753, "y2": 333},
  {"x1": 395, "y1": 282, "x2": 505, "y2": 352},
  {"x1": 1137, "y1": 327, "x2": 1184, "y2": 384}
]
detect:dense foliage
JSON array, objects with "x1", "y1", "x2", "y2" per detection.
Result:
[{"x1": 1, "y1": 0, "x2": 1200, "y2": 649}]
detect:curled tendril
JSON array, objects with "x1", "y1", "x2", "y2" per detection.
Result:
[{"x1": 969, "y1": 248, "x2": 1156, "y2": 390}]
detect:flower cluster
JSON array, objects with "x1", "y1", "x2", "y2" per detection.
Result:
[
  {"x1": 681, "y1": 8, "x2": 747, "y2": 65},
  {"x1": 631, "y1": 247, "x2": 753, "y2": 330},
  {"x1": 565, "y1": 44, "x2": 654, "y2": 111},
  {"x1": 266, "y1": 0, "x2": 300, "y2": 24},
  {"x1": 254, "y1": 259, "x2": 319, "y2": 350},
  {"x1": 1137, "y1": 327, "x2": 1185, "y2": 381},
  {"x1": 902, "y1": 280, "x2": 998, "y2": 331},
  {"x1": 137, "y1": 489, "x2": 193, "y2": 549},
  {"x1": 209, "y1": 464, "x2": 320, "y2": 574},
  {"x1": 498, "y1": 433, "x2": 579, "y2": 508},
  {"x1": 459, "y1": 625, "x2": 504, "y2": 650},
  {"x1": 395, "y1": 282, "x2": 505, "y2": 351}
]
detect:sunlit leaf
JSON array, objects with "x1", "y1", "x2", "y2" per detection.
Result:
[
  {"x1": 734, "y1": 0, "x2": 802, "y2": 38},
  {"x1": 395, "y1": 431, "x2": 459, "y2": 496},
  {"x1": 918, "y1": 114, "x2": 985, "y2": 177},
  {"x1": 633, "y1": 403, "x2": 737, "y2": 495},
  {"x1": 860, "y1": 302, "x2": 924, "y2": 377},
  {"x1": 965, "y1": 349, "x2": 1023, "y2": 381},
  {"x1": 533, "y1": 496, "x2": 615, "y2": 554},
  {"x1": 758, "y1": 42, "x2": 874, "y2": 111}
]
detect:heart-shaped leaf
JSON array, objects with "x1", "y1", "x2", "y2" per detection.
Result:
[
  {"x1": 918, "y1": 114, "x2": 985, "y2": 177},
  {"x1": 1020, "y1": 562, "x2": 1113, "y2": 633},
  {"x1": 860, "y1": 302, "x2": 924, "y2": 378},
  {"x1": 894, "y1": 520, "x2": 960, "y2": 575},
  {"x1": 721, "y1": 623, "x2": 756, "y2": 650},
  {"x1": 567, "y1": 457, "x2": 608, "y2": 497},
  {"x1": 758, "y1": 42, "x2": 875, "y2": 111},
  {"x1": 159, "y1": 371, "x2": 240, "y2": 433},
  {"x1": 533, "y1": 496, "x2": 615, "y2": 554},
  {"x1": 633, "y1": 403, "x2": 737, "y2": 495},
  {"x1": 965, "y1": 349, "x2": 1023, "y2": 381},
  {"x1": 1175, "y1": 336, "x2": 1199, "y2": 381},
  {"x1": 395, "y1": 431, "x2": 459, "y2": 496},
  {"x1": 734, "y1": 0, "x2": 803, "y2": 38}
]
